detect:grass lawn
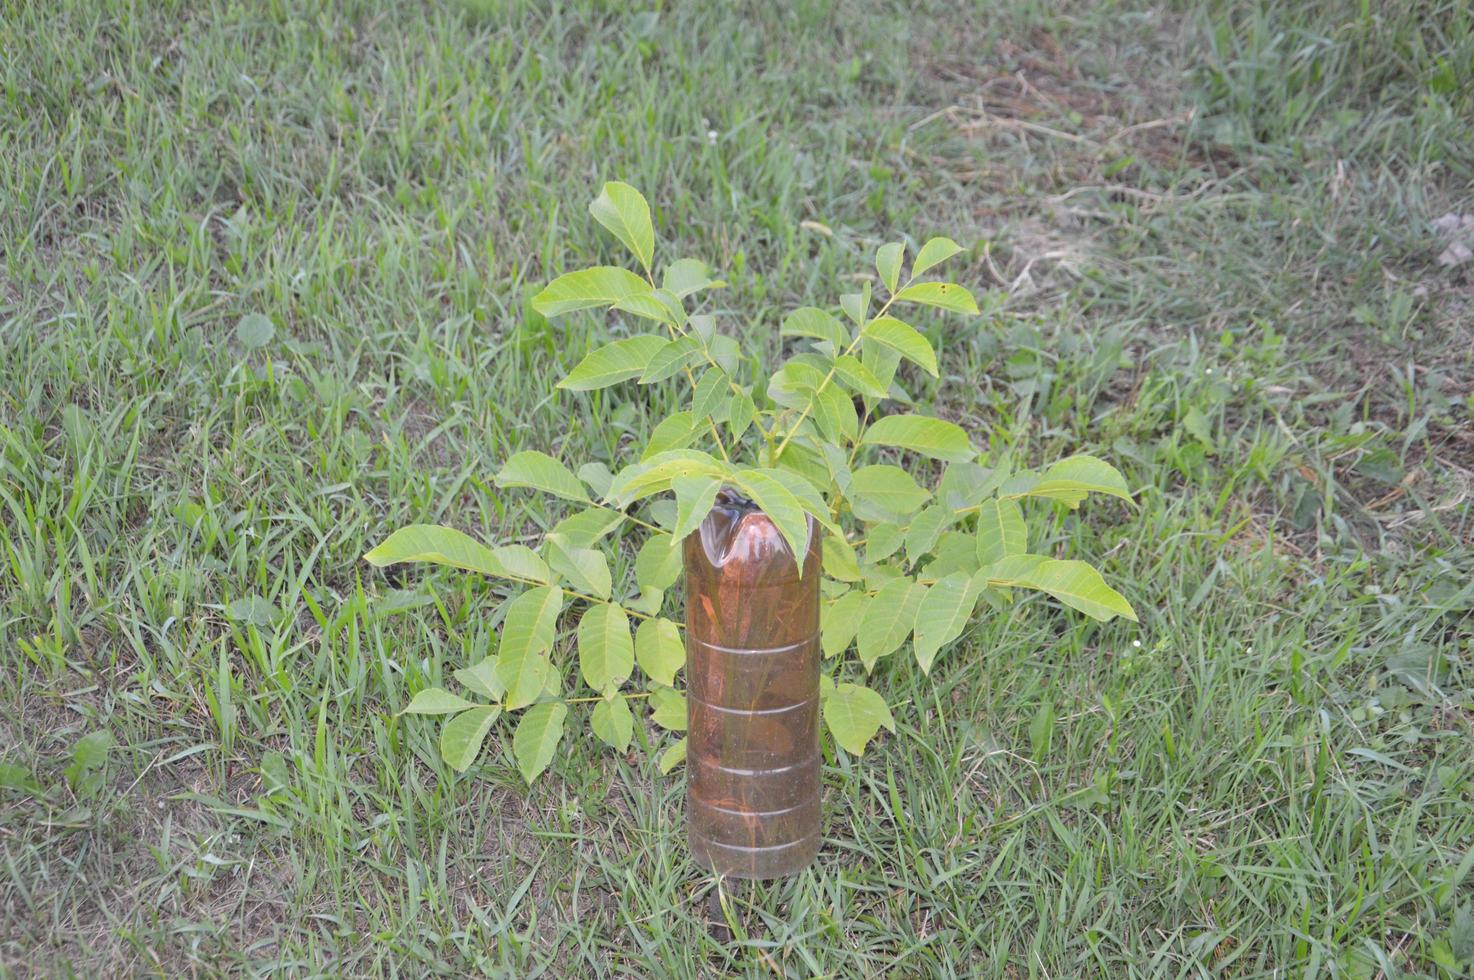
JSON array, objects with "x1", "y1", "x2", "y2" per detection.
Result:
[{"x1": 3, "y1": 0, "x2": 1472, "y2": 974}]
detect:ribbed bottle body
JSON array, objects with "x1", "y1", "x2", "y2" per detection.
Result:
[{"x1": 684, "y1": 491, "x2": 821, "y2": 878}]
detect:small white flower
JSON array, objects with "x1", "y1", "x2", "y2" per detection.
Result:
[
  {"x1": 1132, "y1": 639, "x2": 1142, "y2": 648},
  {"x1": 1205, "y1": 367, "x2": 1214, "y2": 375},
  {"x1": 706, "y1": 130, "x2": 718, "y2": 145}
]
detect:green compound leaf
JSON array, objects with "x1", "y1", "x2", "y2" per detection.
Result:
[
  {"x1": 440, "y1": 706, "x2": 501, "y2": 773},
  {"x1": 513, "y1": 702, "x2": 568, "y2": 784},
  {"x1": 823, "y1": 682, "x2": 895, "y2": 756}
]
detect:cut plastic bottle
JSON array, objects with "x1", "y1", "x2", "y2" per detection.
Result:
[{"x1": 683, "y1": 489, "x2": 821, "y2": 878}]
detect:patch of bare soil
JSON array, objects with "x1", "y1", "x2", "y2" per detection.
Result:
[{"x1": 906, "y1": 13, "x2": 1209, "y2": 297}]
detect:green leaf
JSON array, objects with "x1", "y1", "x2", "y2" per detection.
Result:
[
  {"x1": 892, "y1": 281, "x2": 979, "y2": 315},
  {"x1": 544, "y1": 535, "x2": 612, "y2": 599},
  {"x1": 548, "y1": 507, "x2": 625, "y2": 549},
  {"x1": 848, "y1": 465, "x2": 932, "y2": 523},
  {"x1": 365, "y1": 525, "x2": 549, "y2": 583},
  {"x1": 861, "y1": 414, "x2": 975, "y2": 462},
  {"x1": 823, "y1": 682, "x2": 895, "y2": 756},
  {"x1": 938, "y1": 459, "x2": 1011, "y2": 510},
  {"x1": 641, "y1": 411, "x2": 701, "y2": 460},
  {"x1": 578, "y1": 462, "x2": 614, "y2": 498},
  {"x1": 663, "y1": 258, "x2": 722, "y2": 298},
  {"x1": 559, "y1": 335, "x2": 668, "y2": 390},
  {"x1": 690, "y1": 368, "x2": 727, "y2": 422},
  {"x1": 727, "y1": 389, "x2": 757, "y2": 441},
  {"x1": 496, "y1": 587, "x2": 564, "y2": 710},
  {"x1": 589, "y1": 181, "x2": 654, "y2": 272},
  {"x1": 489, "y1": 544, "x2": 554, "y2": 584},
  {"x1": 982, "y1": 557, "x2": 1137, "y2": 622},
  {"x1": 401, "y1": 688, "x2": 477, "y2": 716},
  {"x1": 905, "y1": 505, "x2": 955, "y2": 565},
  {"x1": 767, "y1": 359, "x2": 827, "y2": 409},
  {"x1": 495, "y1": 451, "x2": 590, "y2": 503},
  {"x1": 578, "y1": 603, "x2": 634, "y2": 692},
  {"x1": 1001, "y1": 455, "x2": 1132, "y2": 507},
  {"x1": 533, "y1": 266, "x2": 652, "y2": 318},
  {"x1": 513, "y1": 702, "x2": 568, "y2": 784},
  {"x1": 857, "y1": 577, "x2": 924, "y2": 670},
  {"x1": 454, "y1": 657, "x2": 504, "y2": 700},
  {"x1": 605, "y1": 450, "x2": 729, "y2": 506},
  {"x1": 635, "y1": 617, "x2": 685, "y2": 685},
  {"x1": 861, "y1": 317, "x2": 938, "y2": 377},
  {"x1": 975, "y1": 498, "x2": 1027, "y2": 565},
  {"x1": 635, "y1": 533, "x2": 682, "y2": 591},
  {"x1": 781, "y1": 307, "x2": 849, "y2": 349},
  {"x1": 840, "y1": 288, "x2": 869, "y2": 326},
  {"x1": 822, "y1": 533, "x2": 861, "y2": 582},
  {"x1": 612, "y1": 291, "x2": 675, "y2": 324},
  {"x1": 812, "y1": 380, "x2": 859, "y2": 444},
  {"x1": 590, "y1": 695, "x2": 634, "y2": 752},
  {"x1": 440, "y1": 706, "x2": 501, "y2": 772},
  {"x1": 912, "y1": 236, "x2": 964, "y2": 277},
  {"x1": 236, "y1": 313, "x2": 275, "y2": 349},
  {"x1": 925, "y1": 530, "x2": 982, "y2": 578},
  {"x1": 822, "y1": 590, "x2": 867, "y2": 658},
  {"x1": 731, "y1": 470, "x2": 811, "y2": 573},
  {"x1": 876, "y1": 242, "x2": 904, "y2": 294},
  {"x1": 671, "y1": 475, "x2": 721, "y2": 542},
  {"x1": 640, "y1": 336, "x2": 702, "y2": 383},
  {"x1": 912, "y1": 571, "x2": 980, "y2": 674},
  {"x1": 658, "y1": 736, "x2": 688, "y2": 774},
  {"x1": 831, "y1": 354, "x2": 889, "y2": 399},
  {"x1": 865, "y1": 523, "x2": 905, "y2": 562},
  {"x1": 650, "y1": 687, "x2": 687, "y2": 731}
]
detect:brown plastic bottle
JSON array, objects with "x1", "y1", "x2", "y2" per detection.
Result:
[{"x1": 683, "y1": 489, "x2": 821, "y2": 878}]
